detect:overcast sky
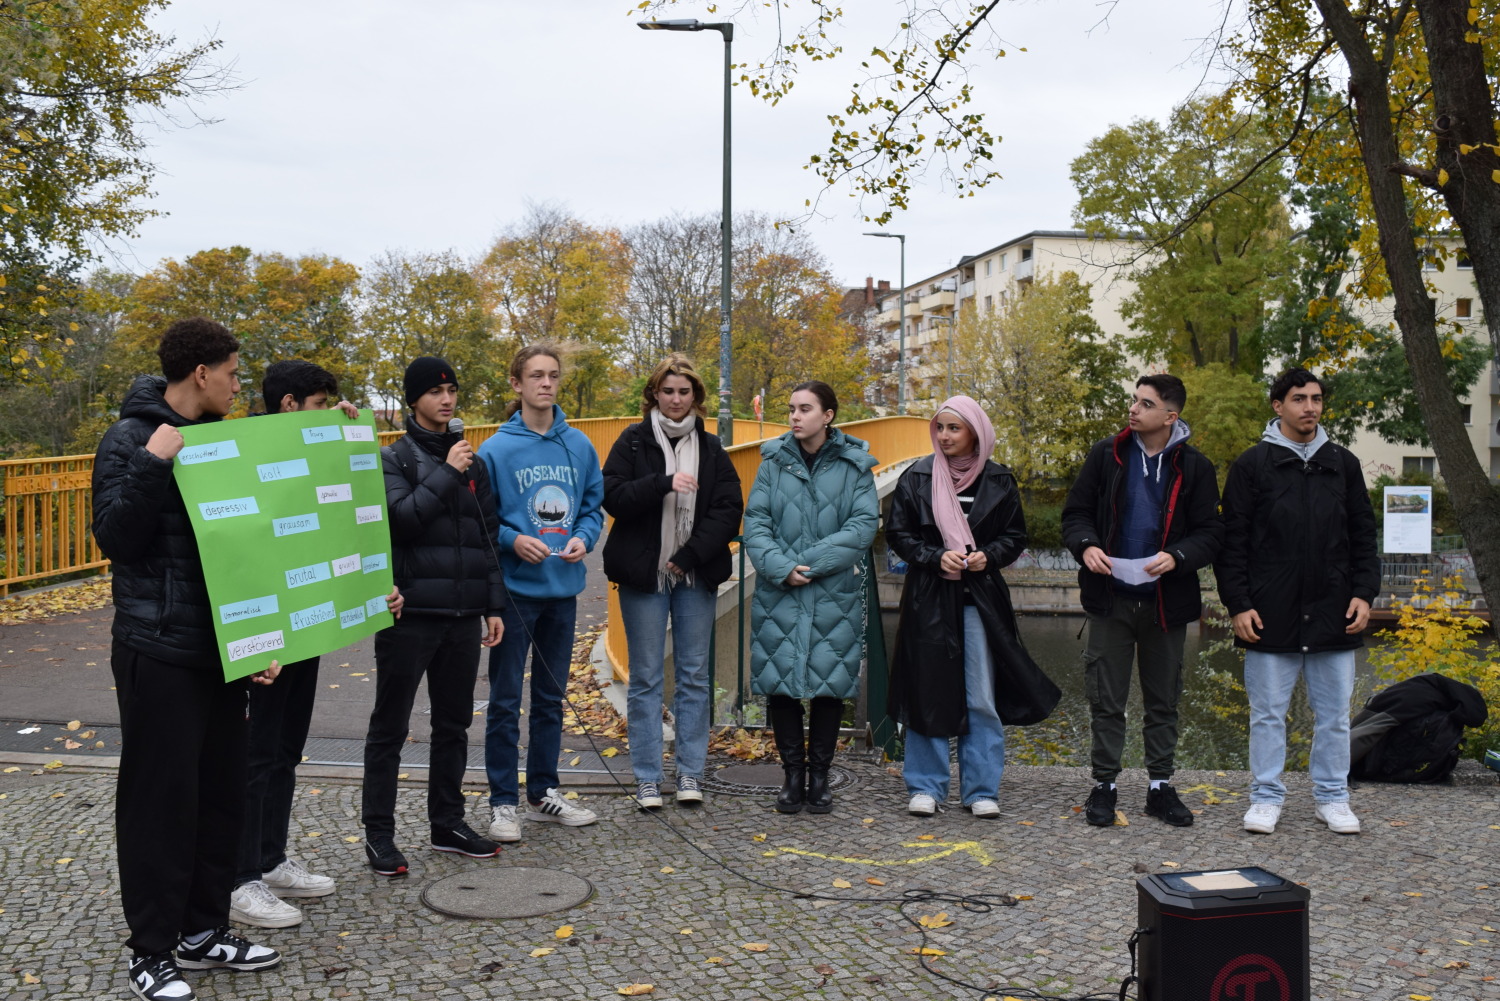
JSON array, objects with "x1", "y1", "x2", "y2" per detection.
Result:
[{"x1": 120, "y1": 1, "x2": 1234, "y2": 289}]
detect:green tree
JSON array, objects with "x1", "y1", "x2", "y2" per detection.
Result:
[
  {"x1": 1228, "y1": 0, "x2": 1500, "y2": 635},
  {"x1": 1, "y1": 0, "x2": 225, "y2": 257},
  {"x1": 122, "y1": 247, "x2": 363, "y2": 416},
  {"x1": 1177, "y1": 363, "x2": 1269, "y2": 483},
  {"x1": 357, "y1": 250, "x2": 497, "y2": 427},
  {"x1": 478, "y1": 203, "x2": 632, "y2": 416},
  {"x1": 955, "y1": 273, "x2": 1129, "y2": 496},
  {"x1": 1071, "y1": 95, "x2": 1297, "y2": 372}
]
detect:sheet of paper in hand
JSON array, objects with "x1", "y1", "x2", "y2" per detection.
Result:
[{"x1": 174, "y1": 409, "x2": 395, "y2": 680}]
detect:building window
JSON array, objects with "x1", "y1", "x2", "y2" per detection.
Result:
[
  {"x1": 1402, "y1": 456, "x2": 1436, "y2": 477},
  {"x1": 1458, "y1": 248, "x2": 1473, "y2": 269},
  {"x1": 999, "y1": 253, "x2": 1007, "y2": 270},
  {"x1": 1020, "y1": 247, "x2": 1033, "y2": 262},
  {"x1": 984, "y1": 295, "x2": 993, "y2": 313},
  {"x1": 1456, "y1": 297, "x2": 1472, "y2": 318},
  {"x1": 984, "y1": 258, "x2": 992, "y2": 276},
  {"x1": 1461, "y1": 402, "x2": 1472, "y2": 424}
]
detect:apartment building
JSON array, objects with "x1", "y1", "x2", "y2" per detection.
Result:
[{"x1": 863, "y1": 229, "x2": 1500, "y2": 486}]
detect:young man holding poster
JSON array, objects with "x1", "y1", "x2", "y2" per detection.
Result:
[
  {"x1": 93, "y1": 318, "x2": 282, "y2": 1001},
  {"x1": 1216, "y1": 368, "x2": 1379, "y2": 836},
  {"x1": 231, "y1": 361, "x2": 404, "y2": 927},
  {"x1": 361, "y1": 356, "x2": 507, "y2": 876},
  {"x1": 478, "y1": 344, "x2": 605, "y2": 842}
]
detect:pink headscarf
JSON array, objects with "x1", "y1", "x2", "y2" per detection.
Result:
[{"x1": 929, "y1": 396, "x2": 997, "y2": 580}]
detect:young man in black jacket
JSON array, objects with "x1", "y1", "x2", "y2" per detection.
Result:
[
  {"x1": 231, "y1": 361, "x2": 403, "y2": 928},
  {"x1": 92, "y1": 318, "x2": 281, "y2": 1001},
  {"x1": 360, "y1": 356, "x2": 507, "y2": 876},
  {"x1": 1061, "y1": 374, "x2": 1224, "y2": 828},
  {"x1": 1216, "y1": 368, "x2": 1379, "y2": 836}
]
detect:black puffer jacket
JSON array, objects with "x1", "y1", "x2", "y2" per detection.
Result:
[
  {"x1": 1060, "y1": 427, "x2": 1224, "y2": 629},
  {"x1": 382, "y1": 420, "x2": 506, "y2": 617},
  {"x1": 601, "y1": 418, "x2": 743, "y2": 593},
  {"x1": 91, "y1": 376, "x2": 221, "y2": 668},
  {"x1": 1215, "y1": 439, "x2": 1379, "y2": 652}
]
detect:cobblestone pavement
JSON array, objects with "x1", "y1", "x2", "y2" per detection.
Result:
[{"x1": 2, "y1": 756, "x2": 1497, "y2": 1000}]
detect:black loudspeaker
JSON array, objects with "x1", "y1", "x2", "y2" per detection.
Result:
[{"x1": 1136, "y1": 867, "x2": 1310, "y2": 1001}]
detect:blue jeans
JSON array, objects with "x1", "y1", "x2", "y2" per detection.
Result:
[
  {"x1": 485, "y1": 595, "x2": 576, "y2": 807},
  {"x1": 903, "y1": 607, "x2": 1006, "y2": 805},
  {"x1": 619, "y1": 578, "x2": 717, "y2": 784},
  {"x1": 1244, "y1": 649, "x2": 1355, "y2": 805}
]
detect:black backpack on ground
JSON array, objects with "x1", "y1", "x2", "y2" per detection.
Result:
[{"x1": 1349, "y1": 673, "x2": 1488, "y2": 784}]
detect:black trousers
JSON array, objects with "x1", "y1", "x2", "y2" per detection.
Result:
[
  {"x1": 237, "y1": 655, "x2": 319, "y2": 884},
  {"x1": 112, "y1": 642, "x2": 248, "y2": 956},
  {"x1": 362, "y1": 615, "x2": 482, "y2": 838}
]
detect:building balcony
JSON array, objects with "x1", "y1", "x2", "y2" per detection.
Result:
[
  {"x1": 1014, "y1": 257, "x2": 1035, "y2": 282},
  {"x1": 918, "y1": 289, "x2": 955, "y2": 313}
]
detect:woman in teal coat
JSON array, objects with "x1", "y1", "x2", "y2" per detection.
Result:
[{"x1": 743, "y1": 381, "x2": 879, "y2": 814}]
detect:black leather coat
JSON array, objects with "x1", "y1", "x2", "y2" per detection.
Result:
[
  {"x1": 601, "y1": 418, "x2": 744, "y2": 593},
  {"x1": 1215, "y1": 439, "x2": 1379, "y2": 653},
  {"x1": 886, "y1": 456, "x2": 1060, "y2": 736},
  {"x1": 91, "y1": 376, "x2": 222, "y2": 668},
  {"x1": 381, "y1": 421, "x2": 506, "y2": 618}
]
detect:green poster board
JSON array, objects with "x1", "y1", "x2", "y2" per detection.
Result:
[{"x1": 174, "y1": 409, "x2": 395, "y2": 680}]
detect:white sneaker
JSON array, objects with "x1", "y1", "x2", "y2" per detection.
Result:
[
  {"x1": 1315, "y1": 801, "x2": 1361, "y2": 834},
  {"x1": 262, "y1": 857, "x2": 335, "y2": 898},
  {"x1": 1243, "y1": 802, "x2": 1281, "y2": 834},
  {"x1": 488, "y1": 804, "x2": 521, "y2": 842},
  {"x1": 908, "y1": 793, "x2": 937, "y2": 817},
  {"x1": 229, "y1": 880, "x2": 303, "y2": 929},
  {"x1": 675, "y1": 775, "x2": 704, "y2": 804},
  {"x1": 525, "y1": 787, "x2": 599, "y2": 827},
  {"x1": 968, "y1": 798, "x2": 1000, "y2": 819}
]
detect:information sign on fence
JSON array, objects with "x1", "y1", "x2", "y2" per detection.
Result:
[
  {"x1": 174, "y1": 410, "x2": 395, "y2": 680},
  {"x1": 1382, "y1": 485, "x2": 1433, "y2": 555}
]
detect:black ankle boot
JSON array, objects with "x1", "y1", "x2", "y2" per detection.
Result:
[
  {"x1": 805, "y1": 768, "x2": 832, "y2": 814},
  {"x1": 776, "y1": 764, "x2": 806, "y2": 814},
  {"x1": 768, "y1": 696, "x2": 807, "y2": 814}
]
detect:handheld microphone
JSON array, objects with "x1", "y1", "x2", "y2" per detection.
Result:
[{"x1": 447, "y1": 417, "x2": 464, "y2": 435}]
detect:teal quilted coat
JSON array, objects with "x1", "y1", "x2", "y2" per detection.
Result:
[{"x1": 744, "y1": 429, "x2": 880, "y2": 699}]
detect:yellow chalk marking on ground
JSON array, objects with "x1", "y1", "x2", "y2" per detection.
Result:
[{"x1": 769, "y1": 839, "x2": 994, "y2": 867}]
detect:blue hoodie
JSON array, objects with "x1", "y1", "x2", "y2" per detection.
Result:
[{"x1": 477, "y1": 406, "x2": 604, "y2": 601}]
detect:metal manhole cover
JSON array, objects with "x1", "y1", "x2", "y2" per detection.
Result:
[
  {"x1": 421, "y1": 866, "x2": 594, "y2": 919},
  {"x1": 706, "y1": 762, "x2": 858, "y2": 796}
]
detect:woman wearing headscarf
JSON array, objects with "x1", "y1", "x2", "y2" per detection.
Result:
[
  {"x1": 602, "y1": 354, "x2": 743, "y2": 809},
  {"x1": 886, "y1": 396, "x2": 1059, "y2": 818}
]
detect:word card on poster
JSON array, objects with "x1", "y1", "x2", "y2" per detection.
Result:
[
  {"x1": 1383, "y1": 485, "x2": 1433, "y2": 555},
  {"x1": 175, "y1": 410, "x2": 395, "y2": 680}
]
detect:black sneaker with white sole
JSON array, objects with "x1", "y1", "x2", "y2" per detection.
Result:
[
  {"x1": 128, "y1": 953, "x2": 195, "y2": 1001},
  {"x1": 364, "y1": 836, "x2": 409, "y2": 877},
  {"x1": 431, "y1": 822, "x2": 499, "y2": 858},
  {"x1": 174, "y1": 927, "x2": 281, "y2": 971}
]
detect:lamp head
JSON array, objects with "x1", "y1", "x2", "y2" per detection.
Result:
[{"x1": 638, "y1": 18, "x2": 703, "y2": 30}]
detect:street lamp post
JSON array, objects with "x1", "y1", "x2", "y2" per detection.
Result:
[
  {"x1": 640, "y1": 18, "x2": 736, "y2": 444},
  {"x1": 931, "y1": 315, "x2": 955, "y2": 398},
  {"x1": 863, "y1": 231, "x2": 906, "y2": 414}
]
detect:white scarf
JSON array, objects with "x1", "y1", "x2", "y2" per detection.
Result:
[{"x1": 651, "y1": 409, "x2": 700, "y2": 592}]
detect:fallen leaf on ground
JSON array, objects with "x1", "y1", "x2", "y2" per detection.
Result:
[
  {"x1": 307, "y1": 788, "x2": 322, "y2": 795},
  {"x1": 349, "y1": 672, "x2": 365, "y2": 677},
  {"x1": 678, "y1": 928, "x2": 692, "y2": 935},
  {"x1": 814, "y1": 964, "x2": 835, "y2": 975},
  {"x1": 866, "y1": 877, "x2": 885, "y2": 886},
  {"x1": 1, "y1": 767, "x2": 18, "y2": 773},
  {"x1": 751, "y1": 833, "x2": 767, "y2": 842},
  {"x1": 23, "y1": 973, "x2": 39, "y2": 984},
  {"x1": 917, "y1": 912, "x2": 953, "y2": 928},
  {"x1": 1409, "y1": 995, "x2": 1432, "y2": 1000},
  {"x1": 56, "y1": 857, "x2": 73, "y2": 864},
  {"x1": 741, "y1": 943, "x2": 771, "y2": 952},
  {"x1": 305, "y1": 832, "x2": 321, "y2": 838},
  {"x1": 911, "y1": 947, "x2": 947, "y2": 956},
  {"x1": 1483, "y1": 926, "x2": 1497, "y2": 933},
  {"x1": 659, "y1": 866, "x2": 675, "y2": 874},
  {"x1": 1403, "y1": 892, "x2": 1423, "y2": 897},
  {"x1": 1455, "y1": 939, "x2": 1473, "y2": 946},
  {"x1": 916, "y1": 834, "x2": 936, "y2": 841},
  {"x1": 862, "y1": 817, "x2": 874, "y2": 824},
  {"x1": 569, "y1": 756, "x2": 581, "y2": 766},
  {"x1": 1161, "y1": 861, "x2": 1180, "y2": 868},
  {"x1": 1016, "y1": 820, "x2": 1034, "y2": 826},
  {"x1": 63, "y1": 740, "x2": 81, "y2": 749},
  {"x1": 529, "y1": 948, "x2": 554, "y2": 958},
  {"x1": 617, "y1": 986, "x2": 654, "y2": 996},
  {"x1": 831, "y1": 878, "x2": 852, "y2": 889},
  {"x1": 1113, "y1": 810, "x2": 1130, "y2": 826},
  {"x1": 563, "y1": 791, "x2": 580, "y2": 800},
  {"x1": 554, "y1": 925, "x2": 573, "y2": 939},
  {"x1": 344, "y1": 836, "x2": 360, "y2": 843},
  {"x1": 602, "y1": 747, "x2": 619, "y2": 757},
  {"x1": 65, "y1": 720, "x2": 80, "y2": 730},
  {"x1": 1389, "y1": 821, "x2": 1409, "y2": 827},
  {"x1": 706, "y1": 957, "x2": 723, "y2": 963},
  {"x1": 1444, "y1": 961, "x2": 1469, "y2": 969}
]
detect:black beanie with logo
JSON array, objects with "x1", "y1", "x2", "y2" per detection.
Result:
[{"x1": 403, "y1": 356, "x2": 458, "y2": 404}]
